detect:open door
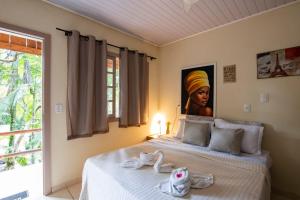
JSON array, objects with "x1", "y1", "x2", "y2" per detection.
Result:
[{"x1": 0, "y1": 22, "x2": 51, "y2": 198}]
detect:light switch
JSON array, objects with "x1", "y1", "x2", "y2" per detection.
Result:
[
  {"x1": 55, "y1": 103, "x2": 64, "y2": 113},
  {"x1": 243, "y1": 104, "x2": 251, "y2": 112},
  {"x1": 260, "y1": 93, "x2": 269, "y2": 103}
]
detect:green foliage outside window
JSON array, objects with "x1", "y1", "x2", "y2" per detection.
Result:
[{"x1": 0, "y1": 49, "x2": 42, "y2": 171}]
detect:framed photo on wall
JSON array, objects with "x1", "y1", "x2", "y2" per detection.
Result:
[
  {"x1": 181, "y1": 63, "x2": 216, "y2": 117},
  {"x1": 257, "y1": 46, "x2": 300, "y2": 79}
]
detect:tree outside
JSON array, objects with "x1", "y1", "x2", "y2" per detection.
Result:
[{"x1": 0, "y1": 49, "x2": 42, "y2": 171}]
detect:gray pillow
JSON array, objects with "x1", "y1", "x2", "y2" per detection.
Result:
[
  {"x1": 214, "y1": 118, "x2": 263, "y2": 155},
  {"x1": 208, "y1": 127, "x2": 244, "y2": 155},
  {"x1": 181, "y1": 121, "x2": 210, "y2": 147}
]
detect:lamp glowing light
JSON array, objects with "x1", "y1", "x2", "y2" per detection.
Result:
[{"x1": 150, "y1": 113, "x2": 166, "y2": 135}]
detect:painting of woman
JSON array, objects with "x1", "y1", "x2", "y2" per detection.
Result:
[{"x1": 181, "y1": 64, "x2": 215, "y2": 117}]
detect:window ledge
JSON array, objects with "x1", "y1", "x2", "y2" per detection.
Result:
[{"x1": 108, "y1": 117, "x2": 119, "y2": 123}]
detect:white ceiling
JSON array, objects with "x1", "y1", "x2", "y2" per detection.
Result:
[{"x1": 47, "y1": 0, "x2": 296, "y2": 46}]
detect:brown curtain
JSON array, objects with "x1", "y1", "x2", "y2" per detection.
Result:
[
  {"x1": 66, "y1": 30, "x2": 108, "y2": 139},
  {"x1": 119, "y1": 48, "x2": 149, "y2": 127},
  {"x1": 139, "y1": 54, "x2": 149, "y2": 124}
]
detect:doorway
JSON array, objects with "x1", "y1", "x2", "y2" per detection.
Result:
[{"x1": 0, "y1": 22, "x2": 51, "y2": 199}]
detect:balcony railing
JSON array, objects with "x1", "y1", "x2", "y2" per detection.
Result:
[{"x1": 0, "y1": 128, "x2": 42, "y2": 159}]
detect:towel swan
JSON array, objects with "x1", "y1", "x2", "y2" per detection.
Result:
[
  {"x1": 120, "y1": 151, "x2": 157, "y2": 169},
  {"x1": 153, "y1": 150, "x2": 175, "y2": 173},
  {"x1": 120, "y1": 150, "x2": 175, "y2": 173},
  {"x1": 120, "y1": 152, "x2": 213, "y2": 197},
  {"x1": 158, "y1": 167, "x2": 214, "y2": 197}
]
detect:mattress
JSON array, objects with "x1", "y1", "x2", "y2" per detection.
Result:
[{"x1": 79, "y1": 137, "x2": 271, "y2": 200}]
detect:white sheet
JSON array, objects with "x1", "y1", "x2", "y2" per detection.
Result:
[
  {"x1": 152, "y1": 136, "x2": 272, "y2": 168},
  {"x1": 80, "y1": 137, "x2": 271, "y2": 200}
]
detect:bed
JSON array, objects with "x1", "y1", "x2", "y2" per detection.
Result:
[{"x1": 79, "y1": 136, "x2": 271, "y2": 200}]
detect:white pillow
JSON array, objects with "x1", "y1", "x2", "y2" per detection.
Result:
[
  {"x1": 175, "y1": 118, "x2": 214, "y2": 139},
  {"x1": 182, "y1": 121, "x2": 210, "y2": 147},
  {"x1": 175, "y1": 118, "x2": 185, "y2": 139},
  {"x1": 214, "y1": 118, "x2": 264, "y2": 155}
]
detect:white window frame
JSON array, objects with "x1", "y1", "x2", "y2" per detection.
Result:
[{"x1": 107, "y1": 52, "x2": 119, "y2": 121}]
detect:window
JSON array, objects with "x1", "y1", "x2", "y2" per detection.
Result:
[{"x1": 107, "y1": 53, "x2": 120, "y2": 120}]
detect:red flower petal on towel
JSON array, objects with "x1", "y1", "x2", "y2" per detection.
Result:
[{"x1": 176, "y1": 173, "x2": 183, "y2": 178}]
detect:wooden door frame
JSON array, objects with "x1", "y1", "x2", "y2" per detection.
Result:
[{"x1": 0, "y1": 21, "x2": 51, "y2": 195}]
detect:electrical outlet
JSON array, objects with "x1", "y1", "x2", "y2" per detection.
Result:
[
  {"x1": 243, "y1": 104, "x2": 251, "y2": 112},
  {"x1": 260, "y1": 93, "x2": 269, "y2": 103},
  {"x1": 55, "y1": 103, "x2": 64, "y2": 113}
]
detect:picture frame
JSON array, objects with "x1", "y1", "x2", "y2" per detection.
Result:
[
  {"x1": 257, "y1": 46, "x2": 300, "y2": 79},
  {"x1": 223, "y1": 64, "x2": 236, "y2": 83},
  {"x1": 181, "y1": 63, "x2": 216, "y2": 118}
]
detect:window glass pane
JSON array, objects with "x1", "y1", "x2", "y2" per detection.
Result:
[
  {"x1": 116, "y1": 58, "x2": 119, "y2": 80},
  {"x1": 107, "y1": 58, "x2": 113, "y2": 72},
  {"x1": 107, "y1": 101, "x2": 113, "y2": 115},
  {"x1": 107, "y1": 73, "x2": 113, "y2": 86},
  {"x1": 115, "y1": 58, "x2": 120, "y2": 118},
  {"x1": 107, "y1": 87, "x2": 113, "y2": 101},
  {"x1": 115, "y1": 87, "x2": 119, "y2": 118},
  {"x1": 116, "y1": 57, "x2": 119, "y2": 69},
  {"x1": 106, "y1": 55, "x2": 120, "y2": 118}
]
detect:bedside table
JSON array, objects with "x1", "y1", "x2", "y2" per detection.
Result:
[{"x1": 146, "y1": 135, "x2": 159, "y2": 140}]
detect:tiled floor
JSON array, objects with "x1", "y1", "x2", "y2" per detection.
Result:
[
  {"x1": 34, "y1": 183, "x2": 82, "y2": 200},
  {"x1": 0, "y1": 163, "x2": 81, "y2": 200},
  {"x1": 0, "y1": 163, "x2": 43, "y2": 199}
]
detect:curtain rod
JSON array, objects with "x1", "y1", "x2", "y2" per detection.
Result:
[{"x1": 56, "y1": 28, "x2": 157, "y2": 60}]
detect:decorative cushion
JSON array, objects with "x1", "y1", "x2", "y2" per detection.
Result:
[
  {"x1": 175, "y1": 118, "x2": 214, "y2": 139},
  {"x1": 214, "y1": 118, "x2": 264, "y2": 155},
  {"x1": 181, "y1": 121, "x2": 210, "y2": 147},
  {"x1": 209, "y1": 127, "x2": 244, "y2": 155},
  {"x1": 175, "y1": 118, "x2": 185, "y2": 139}
]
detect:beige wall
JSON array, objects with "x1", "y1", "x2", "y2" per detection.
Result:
[
  {"x1": 1, "y1": 0, "x2": 300, "y2": 197},
  {"x1": 0, "y1": 0, "x2": 159, "y2": 188},
  {"x1": 159, "y1": 2, "x2": 300, "y2": 197}
]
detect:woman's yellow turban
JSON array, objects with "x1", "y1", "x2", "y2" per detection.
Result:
[
  {"x1": 185, "y1": 70, "x2": 210, "y2": 96},
  {"x1": 185, "y1": 70, "x2": 210, "y2": 113}
]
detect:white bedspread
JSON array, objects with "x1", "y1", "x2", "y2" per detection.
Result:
[{"x1": 79, "y1": 137, "x2": 270, "y2": 200}]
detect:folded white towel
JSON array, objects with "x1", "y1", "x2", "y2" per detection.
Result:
[
  {"x1": 120, "y1": 150, "x2": 175, "y2": 173},
  {"x1": 140, "y1": 152, "x2": 157, "y2": 165},
  {"x1": 158, "y1": 167, "x2": 214, "y2": 197},
  {"x1": 119, "y1": 157, "x2": 144, "y2": 169},
  {"x1": 153, "y1": 150, "x2": 175, "y2": 173},
  {"x1": 120, "y1": 151, "x2": 156, "y2": 169},
  {"x1": 190, "y1": 173, "x2": 214, "y2": 189}
]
